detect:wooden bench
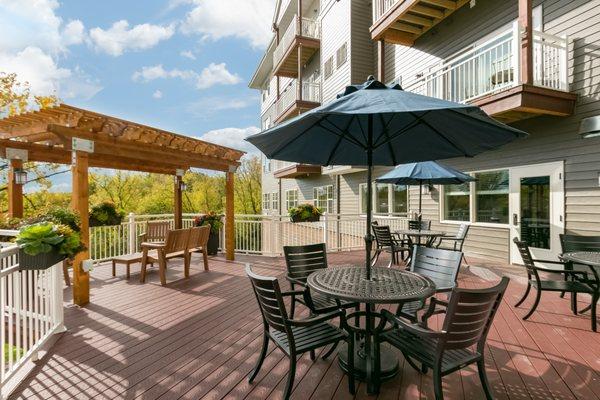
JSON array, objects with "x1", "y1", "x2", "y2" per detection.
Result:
[{"x1": 111, "y1": 252, "x2": 154, "y2": 279}]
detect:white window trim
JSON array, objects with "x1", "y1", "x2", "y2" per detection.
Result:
[
  {"x1": 285, "y1": 189, "x2": 298, "y2": 211},
  {"x1": 313, "y1": 185, "x2": 334, "y2": 214},
  {"x1": 271, "y1": 192, "x2": 279, "y2": 211},
  {"x1": 262, "y1": 193, "x2": 271, "y2": 211},
  {"x1": 359, "y1": 183, "x2": 409, "y2": 216},
  {"x1": 439, "y1": 167, "x2": 511, "y2": 228}
]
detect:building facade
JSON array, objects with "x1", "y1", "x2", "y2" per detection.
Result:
[{"x1": 249, "y1": 0, "x2": 599, "y2": 264}]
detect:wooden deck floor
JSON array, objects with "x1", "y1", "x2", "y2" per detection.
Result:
[{"x1": 8, "y1": 251, "x2": 600, "y2": 400}]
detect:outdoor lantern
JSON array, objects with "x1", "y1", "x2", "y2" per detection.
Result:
[
  {"x1": 579, "y1": 116, "x2": 600, "y2": 138},
  {"x1": 180, "y1": 182, "x2": 188, "y2": 191},
  {"x1": 13, "y1": 168, "x2": 27, "y2": 185}
]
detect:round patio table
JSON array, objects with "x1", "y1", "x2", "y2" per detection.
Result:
[
  {"x1": 395, "y1": 229, "x2": 446, "y2": 247},
  {"x1": 307, "y1": 266, "x2": 436, "y2": 394},
  {"x1": 560, "y1": 252, "x2": 600, "y2": 313}
]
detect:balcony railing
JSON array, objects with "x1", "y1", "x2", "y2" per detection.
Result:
[
  {"x1": 373, "y1": 0, "x2": 400, "y2": 23},
  {"x1": 273, "y1": 15, "x2": 321, "y2": 68},
  {"x1": 404, "y1": 23, "x2": 568, "y2": 103},
  {"x1": 275, "y1": 80, "x2": 321, "y2": 118}
]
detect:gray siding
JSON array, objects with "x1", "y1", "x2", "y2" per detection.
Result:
[
  {"x1": 350, "y1": 0, "x2": 375, "y2": 84},
  {"x1": 320, "y1": 0, "x2": 352, "y2": 103}
]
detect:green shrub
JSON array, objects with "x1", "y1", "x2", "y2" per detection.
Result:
[
  {"x1": 23, "y1": 207, "x2": 81, "y2": 232},
  {"x1": 16, "y1": 222, "x2": 85, "y2": 259},
  {"x1": 288, "y1": 203, "x2": 322, "y2": 222},
  {"x1": 89, "y1": 201, "x2": 124, "y2": 227},
  {"x1": 194, "y1": 212, "x2": 223, "y2": 235},
  {"x1": 3, "y1": 344, "x2": 23, "y2": 363}
]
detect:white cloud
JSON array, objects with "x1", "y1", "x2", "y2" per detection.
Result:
[
  {"x1": 198, "y1": 126, "x2": 260, "y2": 155},
  {"x1": 61, "y1": 20, "x2": 86, "y2": 46},
  {"x1": 89, "y1": 20, "x2": 175, "y2": 56},
  {"x1": 152, "y1": 90, "x2": 163, "y2": 99},
  {"x1": 0, "y1": 46, "x2": 101, "y2": 100},
  {"x1": 180, "y1": 50, "x2": 196, "y2": 60},
  {"x1": 0, "y1": 1, "x2": 101, "y2": 101},
  {"x1": 186, "y1": 95, "x2": 258, "y2": 115},
  {"x1": 180, "y1": 0, "x2": 274, "y2": 49},
  {"x1": 132, "y1": 63, "x2": 241, "y2": 90}
]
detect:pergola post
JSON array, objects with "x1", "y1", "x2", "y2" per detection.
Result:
[
  {"x1": 7, "y1": 159, "x2": 24, "y2": 219},
  {"x1": 174, "y1": 175, "x2": 183, "y2": 229},
  {"x1": 519, "y1": 0, "x2": 533, "y2": 85},
  {"x1": 225, "y1": 171, "x2": 235, "y2": 261},
  {"x1": 71, "y1": 151, "x2": 90, "y2": 306}
]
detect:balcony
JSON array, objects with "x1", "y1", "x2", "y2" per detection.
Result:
[
  {"x1": 404, "y1": 24, "x2": 577, "y2": 123},
  {"x1": 273, "y1": 15, "x2": 320, "y2": 77},
  {"x1": 275, "y1": 80, "x2": 321, "y2": 123},
  {"x1": 273, "y1": 159, "x2": 321, "y2": 179},
  {"x1": 371, "y1": 0, "x2": 469, "y2": 45},
  {"x1": 322, "y1": 165, "x2": 367, "y2": 175}
]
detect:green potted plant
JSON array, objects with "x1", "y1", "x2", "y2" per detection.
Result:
[
  {"x1": 16, "y1": 222, "x2": 85, "y2": 271},
  {"x1": 194, "y1": 212, "x2": 223, "y2": 255},
  {"x1": 89, "y1": 201, "x2": 125, "y2": 227},
  {"x1": 288, "y1": 203, "x2": 323, "y2": 223}
]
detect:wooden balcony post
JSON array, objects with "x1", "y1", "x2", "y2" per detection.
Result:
[
  {"x1": 174, "y1": 175, "x2": 183, "y2": 229},
  {"x1": 297, "y1": 44, "x2": 303, "y2": 101},
  {"x1": 71, "y1": 151, "x2": 90, "y2": 306},
  {"x1": 519, "y1": 0, "x2": 533, "y2": 84},
  {"x1": 7, "y1": 159, "x2": 24, "y2": 219},
  {"x1": 378, "y1": 39, "x2": 386, "y2": 83},
  {"x1": 225, "y1": 170, "x2": 235, "y2": 261}
]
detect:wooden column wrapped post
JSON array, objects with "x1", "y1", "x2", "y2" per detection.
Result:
[
  {"x1": 378, "y1": 39, "x2": 386, "y2": 83},
  {"x1": 519, "y1": 0, "x2": 533, "y2": 84},
  {"x1": 225, "y1": 170, "x2": 235, "y2": 261},
  {"x1": 7, "y1": 159, "x2": 24, "y2": 219},
  {"x1": 174, "y1": 175, "x2": 183, "y2": 229},
  {"x1": 71, "y1": 151, "x2": 90, "y2": 306}
]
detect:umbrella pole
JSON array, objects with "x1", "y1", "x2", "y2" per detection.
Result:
[
  {"x1": 418, "y1": 181, "x2": 423, "y2": 221},
  {"x1": 365, "y1": 115, "x2": 374, "y2": 280}
]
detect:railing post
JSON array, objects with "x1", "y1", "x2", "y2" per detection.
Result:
[
  {"x1": 128, "y1": 212, "x2": 136, "y2": 254},
  {"x1": 512, "y1": 20, "x2": 521, "y2": 85},
  {"x1": 53, "y1": 263, "x2": 65, "y2": 332},
  {"x1": 560, "y1": 34, "x2": 568, "y2": 91},
  {"x1": 323, "y1": 215, "x2": 329, "y2": 250}
]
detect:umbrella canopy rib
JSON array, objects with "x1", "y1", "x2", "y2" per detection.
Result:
[
  {"x1": 324, "y1": 115, "x2": 358, "y2": 166},
  {"x1": 410, "y1": 111, "x2": 473, "y2": 157}
]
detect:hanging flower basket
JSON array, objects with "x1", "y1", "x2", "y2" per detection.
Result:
[{"x1": 289, "y1": 204, "x2": 323, "y2": 223}]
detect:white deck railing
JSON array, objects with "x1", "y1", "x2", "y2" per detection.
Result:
[
  {"x1": 275, "y1": 80, "x2": 321, "y2": 118},
  {"x1": 1, "y1": 244, "x2": 65, "y2": 399},
  {"x1": 373, "y1": 0, "x2": 400, "y2": 23},
  {"x1": 273, "y1": 15, "x2": 320, "y2": 68},
  {"x1": 405, "y1": 23, "x2": 568, "y2": 102},
  {"x1": 87, "y1": 213, "x2": 410, "y2": 260}
]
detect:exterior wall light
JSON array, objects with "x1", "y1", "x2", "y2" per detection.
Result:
[{"x1": 13, "y1": 168, "x2": 28, "y2": 185}]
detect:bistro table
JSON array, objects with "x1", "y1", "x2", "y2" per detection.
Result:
[
  {"x1": 307, "y1": 266, "x2": 436, "y2": 394},
  {"x1": 395, "y1": 229, "x2": 446, "y2": 250},
  {"x1": 560, "y1": 251, "x2": 600, "y2": 312}
]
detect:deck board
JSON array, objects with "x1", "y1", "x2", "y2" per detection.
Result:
[{"x1": 7, "y1": 251, "x2": 599, "y2": 400}]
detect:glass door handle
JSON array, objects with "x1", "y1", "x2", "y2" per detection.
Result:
[{"x1": 513, "y1": 213, "x2": 519, "y2": 226}]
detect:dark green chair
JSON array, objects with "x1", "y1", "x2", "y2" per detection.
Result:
[
  {"x1": 246, "y1": 264, "x2": 354, "y2": 399},
  {"x1": 283, "y1": 243, "x2": 359, "y2": 317},
  {"x1": 408, "y1": 219, "x2": 431, "y2": 230},
  {"x1": 371, "y1": 224, "x2": 410, "y2": 267},
  {"x1": 559, "y1": 234, "x2": 600, "y2": 304},
  {"x1": 513, "y1": 238, "x2": 598, "y2": 331},
  {"x1": 379, "y1": 277, "x2": 509, "y2": 400},
  {"x1": 436, "y1": 223, "x2": 470, "y2": 266}
]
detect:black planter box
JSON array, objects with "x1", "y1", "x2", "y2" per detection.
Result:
[
  {"x1": 207, "y1": 232, "x2": 219, "y2": 255},
  {"x1": 18, "y1": 248, "x2": 66, "y2": 271},
  {"x1": 290, "y1": 214, "x2": 321, "y2": 223}
]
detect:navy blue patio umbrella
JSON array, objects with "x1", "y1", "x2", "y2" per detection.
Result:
[
  {"x1": 376, "y1": 161, "x2": 476, "y2": 219},
  {"x1": 246, "y1": 76, "x2": 527, "y2": 280}
]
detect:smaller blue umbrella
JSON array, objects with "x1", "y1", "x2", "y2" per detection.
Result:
[{"x1": 376, "y1": 161, "x2": 475, "y2": 218}]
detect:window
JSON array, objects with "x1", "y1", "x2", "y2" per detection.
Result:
[
  {"x1": 313, "y1": 185, "x2": 334, "y2": 213},
  {"x1": 444, "y1": 182, "x2": 470, "y2": 221},
  {"x1": 286, "y1": 189, "x2": 298, "y2": 210},
  {"x1": 262, "y1": 193, "x2": 270, "y2": 211},
  {"x1": 336, "y1": 42, "x2": 347, "y2": 68},
  {"x1": 262, "y1": 156, "x2": 271, "y2": 173},
  {"x1": 475, "y1": 170, "x2": 509, "y2": 224},
  {"x1": 360, "y1": 183, "x2": 408, "y2": 215},
  {"x1": 324, "y1": 56, "x2": 334, "y2": 80},
  {"x1": 272, "y1": 192, "x2": 279, "y2": 211}
]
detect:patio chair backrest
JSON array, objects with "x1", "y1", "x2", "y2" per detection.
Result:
[
  {"x1": 440, "y1": 276, "x2": 509, "y2": 352},
  {"x1": 189, "y1": 225, "x2": 210, "y2": 249},
  {"x1": 246, "y1": 264, "x2": 289, "y2": 334},
  {"x1": 512, "y1": 238, "x2": 536, "y2": 274},
  {"x1": 372, "y1": 224, "x2": 394, "y2": 247},
  {"x1": 455, "y1": 223, "x2": 470, "y2": 240},
  {"x1": 145, "y1": 221, "x2": 171, "y2": 242},
  {"x1": 560, "y1": 234, "x2": 600, "y2": 253},
  {"x1": 408, "y1": 220, "x2": 431, "y2": 230},
  {"x1": 283, "y1": 243, "x2": 327, "y2": 283},
  {"x1": 409, "y1": 246, "x2": 462, "y2": 290},
  {"x1": 164, "y1": 228, "x2": 191, "y2": 254}
]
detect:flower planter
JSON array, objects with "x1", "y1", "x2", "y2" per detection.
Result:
[
  {"x1": 207, "y1": 232, "x2": 219, "y2": 255},
  {"x1": 290, "y1": 214, "x2": 321, "y2": 223},
  {"x1": 18, "y1": 248, "x2": 66, "y2": 271}
]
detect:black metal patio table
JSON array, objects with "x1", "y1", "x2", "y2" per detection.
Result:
[
  {"x1": 307, "y1": 266, "x2": 436, "y2": 394},
  {"x1": 395, "y1": 229, "x2": 446, "y2": 248},
  {"x1": 560, "y1": 251, "x2": 600, "y2": 313}
]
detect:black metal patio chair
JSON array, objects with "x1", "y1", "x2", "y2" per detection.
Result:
[
  {"x1": 408, "y1": 219, "x2": 431, "y2": 230},
  {"x1": 436, "y1": 223, "x2": 470, "y2": 266},
  {"x1": 396, "y1": 246, "x2": 462, "y2": 324},
  {"x1": 379, "y1": 277, "x2": 510, "y2": 400},
  {"x1": 246, "y1": 264, "x2": 355, "y2": 399},
  {"x1": 559, "y1": 233, "x2": 600, "y2": 306},
  {"x1": 283, "y1": 243, "x2": 359, "y2": 318},
  {"x1": 371, "y1": 223, "x2": 411, "y2": 267},
  {"x1": 513, "y1": 238, "x2": 598, "y2": 331}
]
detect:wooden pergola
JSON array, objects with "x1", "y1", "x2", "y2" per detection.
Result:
[{"x1": 0, "y1": 104, "x2": 244, "y2": 306}]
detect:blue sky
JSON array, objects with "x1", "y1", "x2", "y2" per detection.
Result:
[{"x1": 0, "y1": 0, "x2": 274, "y2": 164}]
